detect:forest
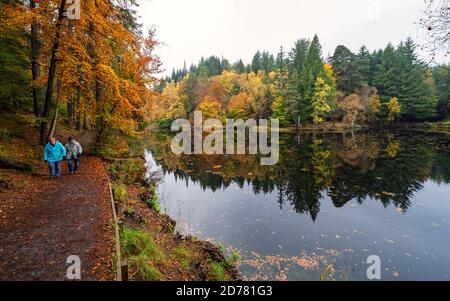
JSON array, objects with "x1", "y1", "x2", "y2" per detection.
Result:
[
  {"x1": 156, "y1": 36, "x2": 449, "y2": 128},
  {"x1": 0, "y1": 0, "x2": 161, "y2": 148},
  {"x1": 0, "y1": 1, "x2": 449, "y2": 150}
]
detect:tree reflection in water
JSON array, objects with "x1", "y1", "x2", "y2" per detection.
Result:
[{"x1": 139, "y1": 130, "x2": 450, "y2": 221}]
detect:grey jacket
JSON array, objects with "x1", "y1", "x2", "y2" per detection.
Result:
[{"x1": 65, "y1": 140, "x2": 83, "y2": 159}]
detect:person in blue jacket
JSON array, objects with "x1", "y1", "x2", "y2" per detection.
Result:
[{"x1": 44, "y1": 137, "x2": 67, "y2": 179}]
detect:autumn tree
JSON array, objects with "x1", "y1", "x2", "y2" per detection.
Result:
[
  {"x1": 3, "y1": 0, "x2": 161, "y2": 145},
  {"x1": 311, "y1": 77, "x2": 332, "y2": 125},
  {"x1": 228, "y1": 92, "x2": 251, "y2": 119},
  {"x1": 338, "y1": 94, "x2": 364, "y2": 128},
  {"x1": 198, "y1": 95, "x2": 223, "y2": 120},
  {"x1": 387, "y1": 97, "x2": 401, "y2": 123}
]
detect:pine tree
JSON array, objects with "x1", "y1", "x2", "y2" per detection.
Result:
[
  {"x1": 276, "y1": 46, "x2": 287, "y2": 73},
  {"x1": 288, "y1": 39, "x2": 309, "y2": 76},
  {"x1": 251, "y1": 51, "x2": 262, "y2": 72},
  {"x1": 375, "y1": 39, "x2": 438, "y2": 119},
  {"x1": 433, "y1": 65, "x2": 450, "y2": 118},
  {"x1": 299, "y1": 34, "x2": 324, "y2": 121},
  {"x1": 261, "y1": 51, "x2": 275, "y2": 72},
  {"x1": 285, "y1": 69, "x2": 302, "y2": 125},
  {"x1": 356, "y1": 45, "x2": 371, "y2": 85},
  {"x1": 233, "y1": 59, "x2": 246, "y2": 73},
  {"x1": 330, "y1": 45, "x2": 364, "y2": 94}
]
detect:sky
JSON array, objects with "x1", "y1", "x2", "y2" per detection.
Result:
[{"x1": 137, "y1": 0, "x2": 437, "y2": 76}]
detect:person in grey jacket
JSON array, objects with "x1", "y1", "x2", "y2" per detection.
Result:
[{"x1": 65, "y1": 137, "x2": 83, "y2": 175}]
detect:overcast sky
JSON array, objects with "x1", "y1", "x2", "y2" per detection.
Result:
[{"x1": 137, "y1": 0, "x2": 435, "y2": 76}]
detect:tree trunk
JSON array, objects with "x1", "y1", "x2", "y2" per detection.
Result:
[
  {"x1": 39, "y1": 0, "x2": 66, "y2": 145},
  {"x1": 76, "y1": 113, "x2": 82, "y2": 130},
  {"x1": 48, "y1": 76, "x2": 63, "y2": 139},
  {"x1": 83, "y1": 114, "x2": 88, "y2": 130},
  {"x1": 30, "y1": 0, "x2": 42, "y2": 117},
  {"x1": 67, "y1": 97, "x2": 73, "y2": 127}
]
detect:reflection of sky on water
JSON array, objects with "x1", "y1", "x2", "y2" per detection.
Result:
[{"x1": 150, "y1": 148, "x2": 450, "y2": 281}]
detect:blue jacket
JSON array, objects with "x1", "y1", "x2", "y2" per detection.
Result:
[{"x1": 44, "y1": 141, "x2": 67, "y2": 163}]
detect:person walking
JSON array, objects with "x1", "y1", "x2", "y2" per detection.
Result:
[
  {"x1": 44, "y1": 137, "x2": 66, "y2": 179},
  {"x1": 65, "y1": 137, "x2": 83, "y2": 175}
]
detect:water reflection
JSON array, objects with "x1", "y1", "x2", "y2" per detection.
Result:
[
  {"x1": 138, "y1": 131, "x2": 450, "y2": 280},
  {"x1": 142, "y1": 131, "x2": 450, "y2": 220}
]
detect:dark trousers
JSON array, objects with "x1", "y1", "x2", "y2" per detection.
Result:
[
  {"x1": 68, "y1": 157, "x2": 80, "y2": 173},
  {"x1": 48, "y1": 161, "x2": 61, "y2": 177}
]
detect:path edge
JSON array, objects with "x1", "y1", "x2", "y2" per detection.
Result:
[{"x1": 102, "y1": 161, "x2": 122, "y2": 281}]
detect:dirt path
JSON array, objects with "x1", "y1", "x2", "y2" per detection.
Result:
[{"x1": 0, "y1": 157, "x2": 114, "y2": 280}]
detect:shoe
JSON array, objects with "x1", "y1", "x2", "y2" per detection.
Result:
[
  {"x1": 70, "y1": 172, "x2": 74, "y2": 175},
  {"x1": 74, "y1": 171, "x2": 78, "y2": 174}
]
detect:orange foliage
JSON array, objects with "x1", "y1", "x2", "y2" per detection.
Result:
[
  {"x1": 228, "y1": 92, "x2": 251, "y2": 119},
  {"x1": 2, "y1": 0, "x2": 161, "y2": 140}
]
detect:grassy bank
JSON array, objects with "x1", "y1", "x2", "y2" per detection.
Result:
[{"x1": 105, "y1": 159, "x2": 240, "y2": 281}]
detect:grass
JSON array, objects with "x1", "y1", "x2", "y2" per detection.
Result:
[
  {"x1": 209, "y1": 261, "x2": 231, "y2": 281},
  {"x1": 227, "y1": 250, "x2": 241, "y2": 265},
  {"x1": 122, "y1": 227, "x2": 164, "y2": 281},
  {"x1": 171, "y1": 246, "x2": 194, "y2": 270}
]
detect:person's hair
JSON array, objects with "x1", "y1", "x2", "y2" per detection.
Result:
[
  {"x1": 68, "y1": 136, "x2": 74, "y2": 142},
  {"x1": 49, "y1": 137, "x2": 56, "y2": 141}
]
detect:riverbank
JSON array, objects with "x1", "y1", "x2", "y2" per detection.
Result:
[{"x1": 105, "y1": 158, "x2": 240, "y2": 281}]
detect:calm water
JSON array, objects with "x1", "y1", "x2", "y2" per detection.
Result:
[{"x1": 140, "y1": 131, "x2": 450, "y2": 281}]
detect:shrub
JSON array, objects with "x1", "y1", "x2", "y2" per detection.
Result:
[
  {"x1": 108, "y1": 160, "x2": 146, "y2": 185},
  {"x1": 113, "y1": 183, "x2": 127, "y2": 203},
  {"x1": 123, "y1": 206, "x2": 134, "y2": 217},
  {"x1": 146, "y1": 186, "x2": 160, "y2": 213}
]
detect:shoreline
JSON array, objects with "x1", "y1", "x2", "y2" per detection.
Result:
[
  {"x1": 150, "y1": 120, "x2": 450, "y2": 135},
  {"x1": 103, "y1": 158, "x2": 240, "y2": 281}
]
